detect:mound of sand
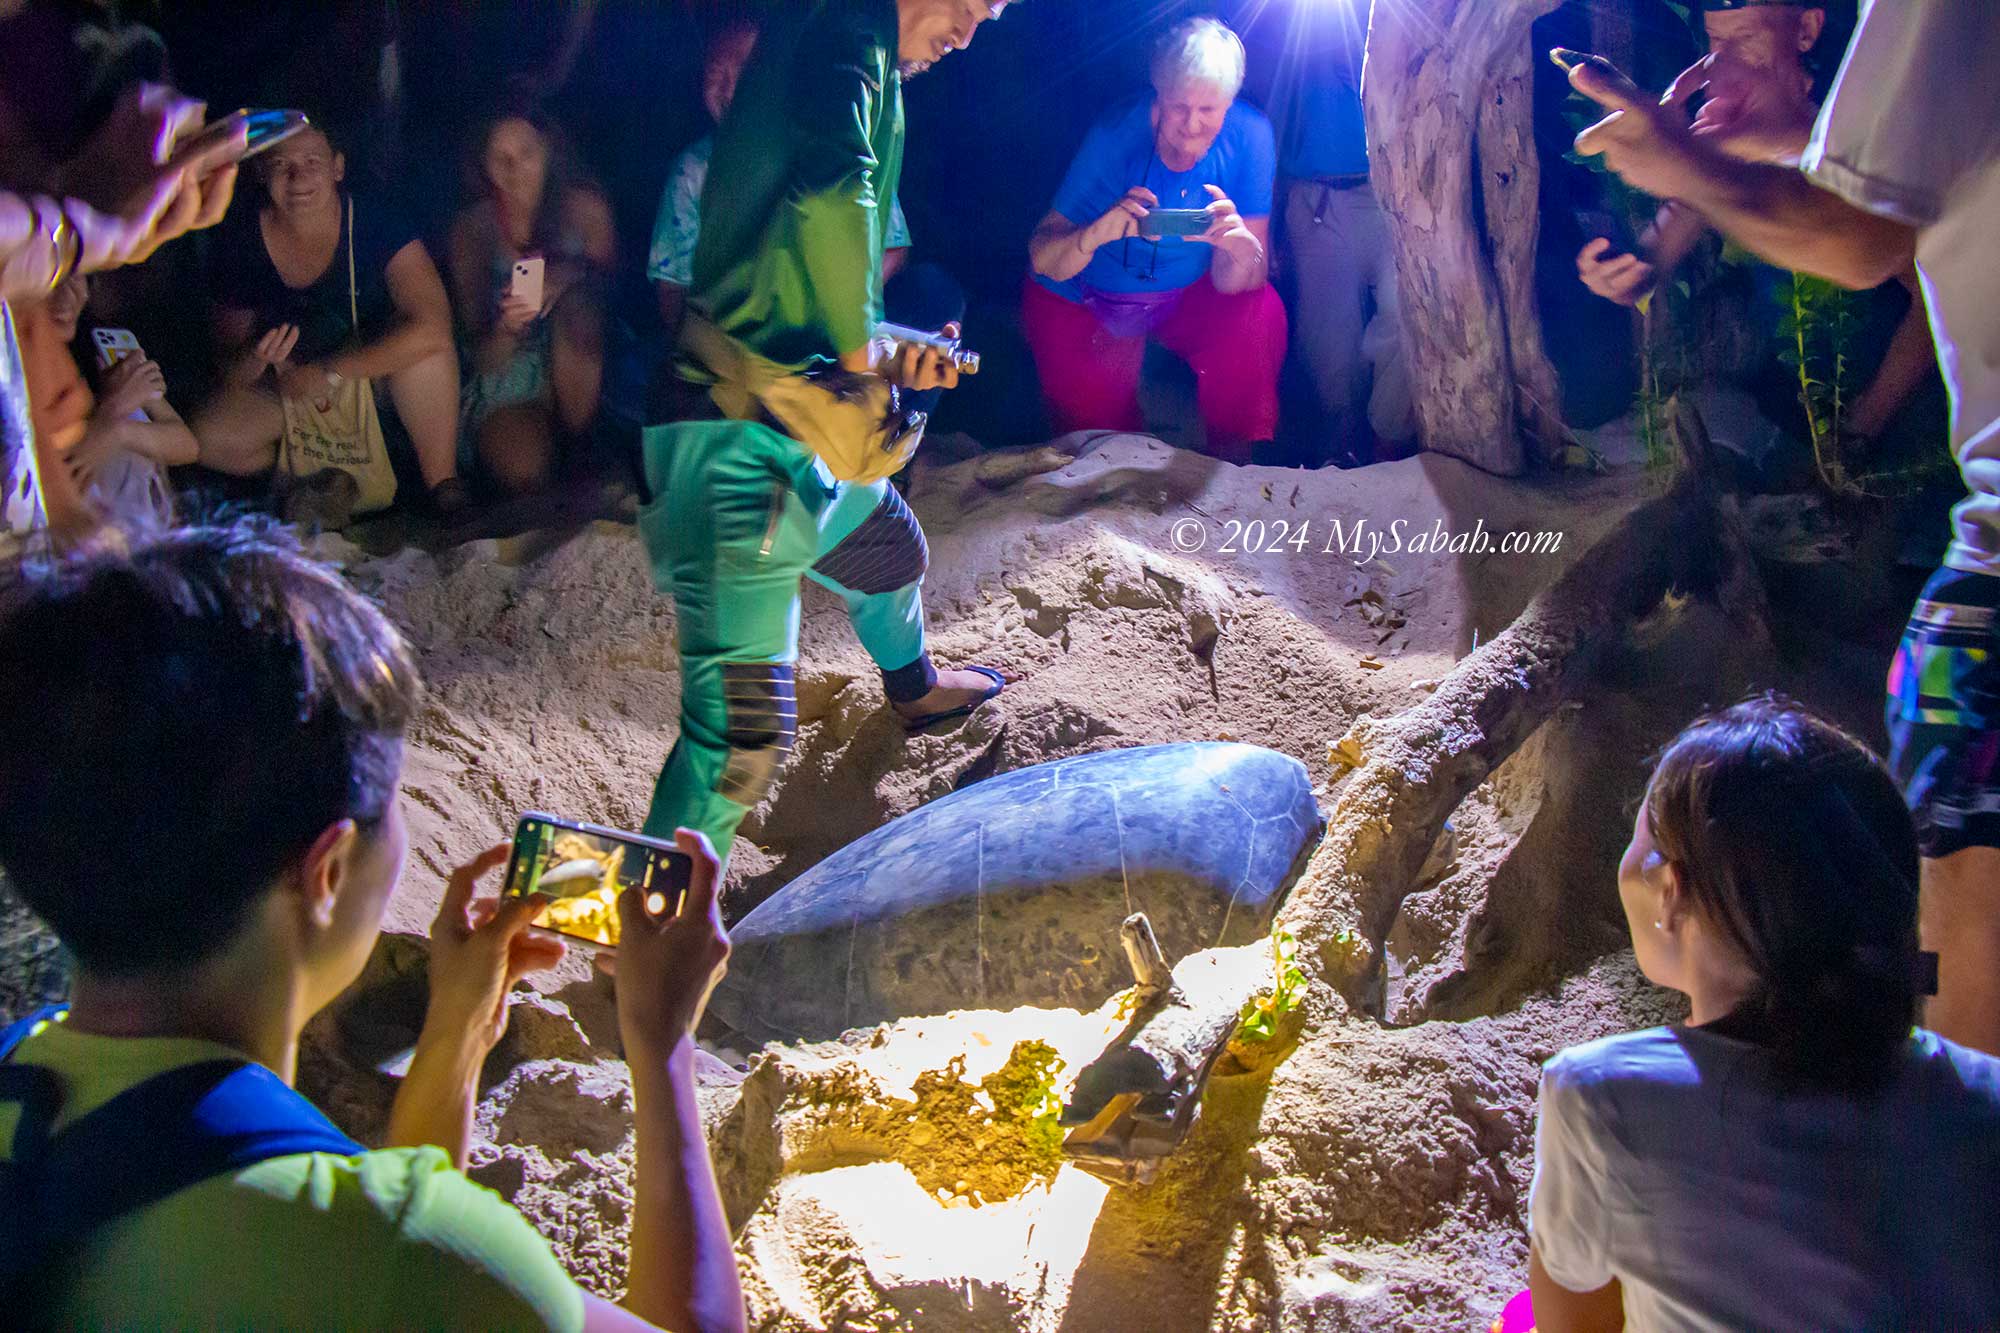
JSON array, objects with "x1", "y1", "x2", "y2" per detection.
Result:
[{"x1": 290, "y1": 431, "x2": 1900, "y2": 1329}]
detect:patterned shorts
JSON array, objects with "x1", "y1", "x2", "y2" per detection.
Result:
[{"x1": 1886, "y1": 567, "x2": 2000, "y2": 857}]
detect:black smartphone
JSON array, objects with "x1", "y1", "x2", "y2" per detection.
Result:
[
  {"x1": 1139, "y1": 208, "x2": 1212, "y2": 239},
  {"x1": 1575, "y1": 208, "x2": 1638, "y2": 262},
  {"x1": 501, "y1": 812, "x2": 693, "y2": 951},
  {"x1": 175, "y1": 108, "x2": 311, "y2": 166},
  {"x1": 1549, "y1": 47, "x2": 1618, "y2": 78}
]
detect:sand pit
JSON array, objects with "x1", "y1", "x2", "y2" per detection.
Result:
[{"x1": 277, "y1": 433, "x2": 1903, "y2": 1327}]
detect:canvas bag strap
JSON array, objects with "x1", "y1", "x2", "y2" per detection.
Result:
[{"x1": 348, "y1": 195, "x2": 359, "y2": 333}]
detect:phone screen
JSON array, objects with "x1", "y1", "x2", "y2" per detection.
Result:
[{"x1": 502, "y1": 813, "x2": 692, "y2": 950}]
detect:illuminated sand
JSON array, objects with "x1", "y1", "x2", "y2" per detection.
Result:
[{"x1": 296, "y1": 432, "x2": 1897, "y2": 1328}]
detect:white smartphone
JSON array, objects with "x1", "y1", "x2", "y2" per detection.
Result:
[
  {"x1": 91, "y1": 326, "x2": 142, "y2": 370},
  {"x1": 510, "y1": 256, "x2": 546, "y2": 311}
]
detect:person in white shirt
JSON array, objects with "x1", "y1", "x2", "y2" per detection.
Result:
[
  {"x1": 1528, "y1": 696, "x2": 2000, "y2": 1331},
  {"x1": 1570, "y1": 0, "x2": 2000, "y2": 1060}
]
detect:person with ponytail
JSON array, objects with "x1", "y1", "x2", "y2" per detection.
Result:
[{"x1": 1526, "y1": 696, "x2": 2000, "y2": 1331}]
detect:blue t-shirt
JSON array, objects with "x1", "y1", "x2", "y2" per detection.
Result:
[
  {"x1": 1038, "y1": 96, "x2": 1275, "y2": 301},
  {"x1": 1280, "y1": 77, "x2": 1369, "y2": 180}
]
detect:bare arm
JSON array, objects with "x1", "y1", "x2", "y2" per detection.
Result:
[
  {"x1": 124, "y1": 397, "x2": 199, "y2": 465},
  {"x1": 1529, "y1": 1245, "x2": 1625, "y2": 1333},
  {"x1": 450, "y1": 212, "x2": 521, "y2": 374},
  {"x1": 613, "y1": 831, "x2": 745, "y2": 1333},
  {"x1": 1029, "y1": 190, "x2": 1153, "y2": 284},
  {"x1": 1639, "y1": 201, "x2": 1706, "y2": 275},
  {"x1": 384, "y1": 848, "x2": 567, "y2": 1168},
  {"x1": 214, "y1": 304, "x2": 273, "y2": 389},
  {"x1": 324, "y1": 239, "x2": 454, "y2": 381},
  {"x1": 882, "y1": 246, "x2": 910, "y2": 284},
  {"x1": 656, "y1": 281, "x2": 688, "y2": 346},
  {"x1": 623, "y1": 1040, "x2": 744, "y2": 1332},
  {"x1": 1208, "y1": 214, "x2": 1271, "y2": 295},
  {"x1": 1668, "y1": 155, "x2": 1914, "y2": 290},
  {"x1": 1571, "y1": 63, "x2": 1916, "y2": 291},
  {"x1": 1027, "y1": 210, "x2": 1096, "y2": 283}
]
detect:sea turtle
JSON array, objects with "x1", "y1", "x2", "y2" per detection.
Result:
[{"x1": 709, "y1": 742, "x2": 1324, "y2": 1043}]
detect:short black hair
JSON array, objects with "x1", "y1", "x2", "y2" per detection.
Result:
[{"x1": 0, "y1": 523, "x2": 421, "y2": 976}]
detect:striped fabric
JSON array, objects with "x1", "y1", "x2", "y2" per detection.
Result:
[
  {"x1": 811, "y1": 485, "x2": 928, "y2": 596},
  {"x1": 717, "y1": 662, "x2": 798, "y2": 806}
]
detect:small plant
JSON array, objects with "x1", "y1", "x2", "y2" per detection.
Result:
[
  {"x1": 1237, "y1": 927, "x2": 1309, "y2": 1043},
  {"x1": 1776, "y1": 269, "x2": 1860, "y2": 493}
]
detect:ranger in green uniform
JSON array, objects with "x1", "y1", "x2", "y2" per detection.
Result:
[{"x1": 640, "y1": 0, "x2": 1015, "y2": 860}]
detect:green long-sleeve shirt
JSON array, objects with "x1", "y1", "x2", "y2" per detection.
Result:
[{"x1": 687, "y1": 0, "x2": 905, "y2": 374}]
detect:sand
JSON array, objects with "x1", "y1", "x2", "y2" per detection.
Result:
[{"x1": 21, "y1": 427, "x2": 1905, "y2": 1328}]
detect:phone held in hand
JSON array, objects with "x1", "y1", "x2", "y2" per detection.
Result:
[
  {"x1": 502, "y1": 812, "x2": 693, "y2": 951},
  {"x1": 1139, "y1": 208, "x2": 1211, "y2": 239},
  {"x1": 91, "y1": 327, "x2": 142, "y2": 370},
  {"x1": 1575, "y1": 208, "x2": 1639, "y2": 262},
  {"x1": 177, "y1": 109, "x2": 311, "y2": 166},
  {"x1": 509, "y1": 256, "x2": 546, "y2": 311},
  {"x1": 1548, "y1": 47, "x2": 1617, "y2": 78},
  {"x1": 875, "y1": 321, "x2": 980, "y2": 375}
]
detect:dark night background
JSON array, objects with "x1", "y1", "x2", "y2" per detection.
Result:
[{"x1": 35, "y1": 0, "x2": 1879, "y2": 446}]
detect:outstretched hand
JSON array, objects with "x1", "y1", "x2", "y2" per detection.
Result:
[
  {"x1": 59, "y1": 85, "x2": 242, "y2": 271},
  {"x1": 1668, "y1": 53, "x2": 1819, "y2": 165},
  {"x1": 1570, "y1": 56, "x2": 1706, "y2": 202}
]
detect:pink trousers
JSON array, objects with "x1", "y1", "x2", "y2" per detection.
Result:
[{"x1": 1022, "y1": 274, "x2": 1288, "y2": 464}]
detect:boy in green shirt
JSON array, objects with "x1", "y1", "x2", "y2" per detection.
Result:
[{"x1": 0, "y1": 524, "x2": 744, "y2": 1332}]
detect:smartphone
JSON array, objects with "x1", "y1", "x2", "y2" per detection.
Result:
[
  {"x1": 1548, "y1": 47, "x2": 1618, "y2": 78},
  {"x1": 510, "y1": 256, "x2": 546, "y2": 310},
  {"x1": 875, "y1": 321, "x2": 980, "y2": 375},
  {"x1": 1139, "y1": 208, "x2": 1212, "y2": 239},
  {"x1": 176, "y1": 108, "x2": 311, "y2": 166},
  {"x1": 502, "y1": 812, "x2": 692, "y2": 951},
  {"x1": 90, "y1": 326, "x2": 142, "y2": 370},
  {"x1": 1575, "y1": 208, "x2": 1638, "y2": 261}
]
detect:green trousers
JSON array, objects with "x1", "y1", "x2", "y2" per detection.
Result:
[{"x1": 636, "y1": 418, "x2": 929, "y2": 858}]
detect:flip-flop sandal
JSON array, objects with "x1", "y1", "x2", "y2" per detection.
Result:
[{"x1": 901, "y1": 665, "x2": 1008, "y2": 733}]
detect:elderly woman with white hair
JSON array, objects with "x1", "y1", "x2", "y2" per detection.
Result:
[{"x1": 1025, "y1": 16, "x2": 1286, "y2": 464}]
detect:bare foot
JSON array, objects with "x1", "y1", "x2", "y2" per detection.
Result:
[{"x1": 892, "y1": 666, "x2": 1009, "y2": 726}]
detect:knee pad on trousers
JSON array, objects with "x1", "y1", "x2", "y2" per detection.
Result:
[
  {"x1": 812, "y1": 487, "x2": 928, "y2": 595},
  {"x1": 716, "y1": 662, "x2": 799, "y2": 807}
]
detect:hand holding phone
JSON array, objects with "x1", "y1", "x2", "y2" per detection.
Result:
[
  {"x1": 1574, "y1": 208, "x2": 1636, "y2": 262},
  {"x1": 91, "y1": 326, "x2": 143, "y2": 369},
  {"x1": 605, "y1": 827, "x2": 733, "y2": 1055},
  {"x1": 1138, "y1": 208, "x2": 1212, "y2": 239},
  {"x1": 509, "y1": 256, "x2": 546, "y2": 312},
  {"x1": 503, "y1": 812, "x2": 693, "y2": 951},
  {"x1": 426, "y1": 843, "x2": 572, "y2": 1057},
  {"x1": 173, "y1": 108, "x2": 310, "y2": 168}
]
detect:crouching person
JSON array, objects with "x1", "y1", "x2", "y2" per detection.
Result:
[
  {"x1": 0, "y1": 523, "x2": 744, "y2": 1332},
  {"x1": 1025, "y1": 17, "x2": 1286, "y2": 464}
]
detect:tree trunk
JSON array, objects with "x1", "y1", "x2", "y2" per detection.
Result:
[
  {"x1": 1277, "y1": 438, "x2": 1756, "y2": 1009},
  {"x1": 1365, "y1": 0, "x2": 1565, "y2": 475}
]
